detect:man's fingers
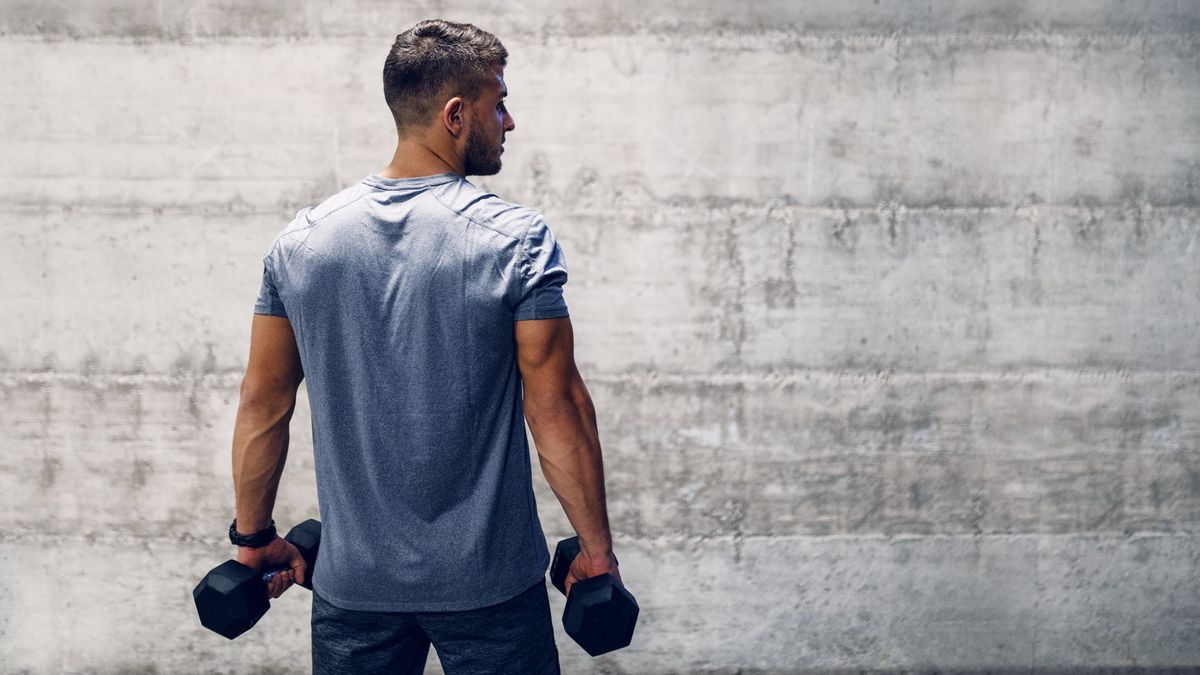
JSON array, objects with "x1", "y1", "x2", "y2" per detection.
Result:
[{"x1": 268, "y1": 570, "x2": 294, "y2": 598}]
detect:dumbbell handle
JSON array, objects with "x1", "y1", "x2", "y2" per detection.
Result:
[
  {"x1": 252, "y1": 519, "x2": 320, "y2": 587},
  {"x1": 550, "y1": 536, "x2": 620, "y2": 596},
  {"x1": 259, "y1": 564, "x2": 296, "y2": 584}
]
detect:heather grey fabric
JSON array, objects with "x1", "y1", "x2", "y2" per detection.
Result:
[{"x1": 254, "y1": 172, "x2": 568, "y2": 611}]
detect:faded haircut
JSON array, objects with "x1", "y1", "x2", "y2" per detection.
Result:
[{"x1": 383, "y1": 19, "x2": 508, "y2": 133}]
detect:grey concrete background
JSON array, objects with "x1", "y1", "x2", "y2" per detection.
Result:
[{"x1": 1, "y1": 1, "x2": 1199, "y2": 673}]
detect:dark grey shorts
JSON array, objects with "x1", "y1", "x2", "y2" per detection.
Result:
[{"x1": 311, "y1": 579, "x2": 560, "y2": 675}]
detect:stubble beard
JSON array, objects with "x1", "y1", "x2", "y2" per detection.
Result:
[{"x1": 463, "y1": 123, "x2": 502, "y2": 177}]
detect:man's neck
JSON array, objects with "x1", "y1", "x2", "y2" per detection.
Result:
[{"x1": 379, "y1": 135, "x2": 463, "y2": 179}]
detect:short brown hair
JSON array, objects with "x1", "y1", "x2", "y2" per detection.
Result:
[{"x1": 383, "y1": 20, "x2": 508, "y2": 133}]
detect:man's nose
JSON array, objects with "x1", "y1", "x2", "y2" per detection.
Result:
[{"x1": 504, "y1": 112, "x2": 515, "y2": 132}]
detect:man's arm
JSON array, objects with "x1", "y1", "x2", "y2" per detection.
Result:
[
  {"x1": 232, "y1": 313, "x2": 305, "y2": 534},
  {"x1": 516, "y1": 317, "x2": 616, "y2": 564}
]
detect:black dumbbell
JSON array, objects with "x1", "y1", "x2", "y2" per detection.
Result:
[
  {"x1": 192, "y1": 519, "x2": 322, "y2": 639},
  {"x1": 548, "y1": 536, "x2": 639, "y2": 656}
]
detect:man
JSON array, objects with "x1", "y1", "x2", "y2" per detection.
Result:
[{"x1": 228, "y1": 19, "x2": 622, "y2": 675}]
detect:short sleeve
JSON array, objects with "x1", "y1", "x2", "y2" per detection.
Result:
[
  {"x1": 514, "y1": 215, "x2": 569, "y2": 321},
  {"x1": 253, "y1": 243, "x2": 288, "y2": 318}
]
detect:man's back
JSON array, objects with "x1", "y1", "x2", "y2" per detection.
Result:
[{"x1": 254, "y1": 171, "x2": 569, "y2": 611}]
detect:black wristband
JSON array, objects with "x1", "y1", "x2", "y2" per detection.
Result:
[{"x1": 229, "y1": 519, "x2": 277, "y2": 548}]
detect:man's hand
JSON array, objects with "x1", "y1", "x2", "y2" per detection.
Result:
[
  {"x1": 235, "y1": 536, "x2": 308, "y2": 599},
  {"x1": 564, "y1": 550, "x2": 622, "y2": 599}
]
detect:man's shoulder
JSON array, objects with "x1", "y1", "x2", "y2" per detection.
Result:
[
  {"x1": 430, "y1": 179, "x2": 547, "y2": 242},
  {"x1": 268, "y1": 182, "x2": 370, "y2": 238},
  {"x1": 265, "y1": 177, "x2": 552, "y2": 258},
  {"x1": 299, "y1": 181, "x2": 377, "y2": 228}
]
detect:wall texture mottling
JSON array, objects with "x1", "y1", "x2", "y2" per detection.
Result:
[{"x1": 2, "y1": 1, "x2": 1198, "y2": 673}]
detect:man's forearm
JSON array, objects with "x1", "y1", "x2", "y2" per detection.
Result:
[
  {"x1": 526, "y1": 378, "x2": 614, "y2": 558},
  {"x1": 231, "y1": 390, "x2": 296, "y2": 533}
]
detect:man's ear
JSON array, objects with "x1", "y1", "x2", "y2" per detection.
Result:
[{"x1": 442, "y1": 96, "x2": 466, "y2": 138}]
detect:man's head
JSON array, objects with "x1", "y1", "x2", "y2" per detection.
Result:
[{"x1": 383, "y1": 20, "x2": 514, "y2": 176}]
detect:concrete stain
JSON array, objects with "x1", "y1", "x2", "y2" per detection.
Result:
[
  {"x1": 38, "y1": 386, "x2": 52, "y2": 436},
  {"x1": 39, "y1": 455, "x2": 61, "y2": 490},
  {"x1": 1029, "y1": 217, "x2": 1043, "y2": 305},
  {"x1": 697, "y1": 211, "x2": 748, "y2": 364},
  {"x1": 763, "y1": 278, "x2": 797, "y2": 309},
  {"x1": 1148, "y1": 479, "x2": 1169, "y2": 509},
  {"x1": 1073, "y1": 207, "x2": 1103, "y2": 248},
  {"x1": 763, "y1": 202, "x2": 798, "y2": 309},
  {"x1": 130, "y1": 459, "x2": 152, "y2": 490},
  {"x1": 133, "y1": 383, "x2": 149, "y2": 434},
  {"x1": 830, "y1": 207, "x2": 859, "y2": 251}
]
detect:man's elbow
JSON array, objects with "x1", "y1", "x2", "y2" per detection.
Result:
[
  {"x1": 524, "y1": 392, "x2": 564, "y2": 427},
  {"x1": 524, "y1": 377, "x2": 591, "y2": 427},
  {"x1": 238, "y1": 378, "x2": 299, "y2": 412}
]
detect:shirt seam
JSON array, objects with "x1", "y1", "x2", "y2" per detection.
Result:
[
  {"x1": 425, "y1": 189, "x2": 531, "y2": 312},
  {"x1": 263, "y1": 241, "x2": 291, "y2": 305},
  {"x1": 515, "y1": 304, "x2": 569, "y2": 322},
  {"x1": 426, "y1": 190, "x2": 523, "y2": 242},
  {"x1": 517, "y1": 214, "x2": 540, "y2": 282},
  {"x1": 360, "y1": 173, "x2": 458, "y2": 190},
  {"x1": 305, "y1": 185, "x2": 375, "y2": 227},
  {"x1": 277, "y1": 234, "x2": 322, "y2": 268}
]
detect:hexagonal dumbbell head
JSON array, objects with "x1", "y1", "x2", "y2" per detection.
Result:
[
  {"x1": 561, "y1": 575, "x2": 640, "y2": 657},
  {"x1": 193, "y1": 519, "x2": 322, "y2": 640},
  {"x1": 192, "y1": 559, "x2": 272, "y2": 640}
]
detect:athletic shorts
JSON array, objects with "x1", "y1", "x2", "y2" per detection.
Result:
[{"x1": 311, "y1": 579, "x2": 560, "y2": 675}]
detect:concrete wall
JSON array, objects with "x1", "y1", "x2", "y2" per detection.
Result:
[{"x1": 1, "y1": 1, "x2": 1198, "y2": 672}]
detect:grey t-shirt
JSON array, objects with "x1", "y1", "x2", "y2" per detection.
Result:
[{"x1": 253, "y1": 171, "x2": 569, "y2": 611}]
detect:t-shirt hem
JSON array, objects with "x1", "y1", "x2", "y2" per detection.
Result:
[
  {"x1": 514, "y1": 308, "x2": 569, "y2": 321},
  {"x1": 312, "y1": 561, "x2": 550, "y2": 613}
]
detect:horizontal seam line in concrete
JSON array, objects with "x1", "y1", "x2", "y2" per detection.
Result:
[
  {"x1": 3, "y1": 369, "x2": 1200, "y2": 389},
  {"x1": 0, "y1": 531, "x2": 1194, "y2": 545},
  {"x1": 2, "y1": 203, "x2": 1199, "y2": 216},
  {"x1": 0, "y1": 31, "x2": 1197, "y2": 46}
]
